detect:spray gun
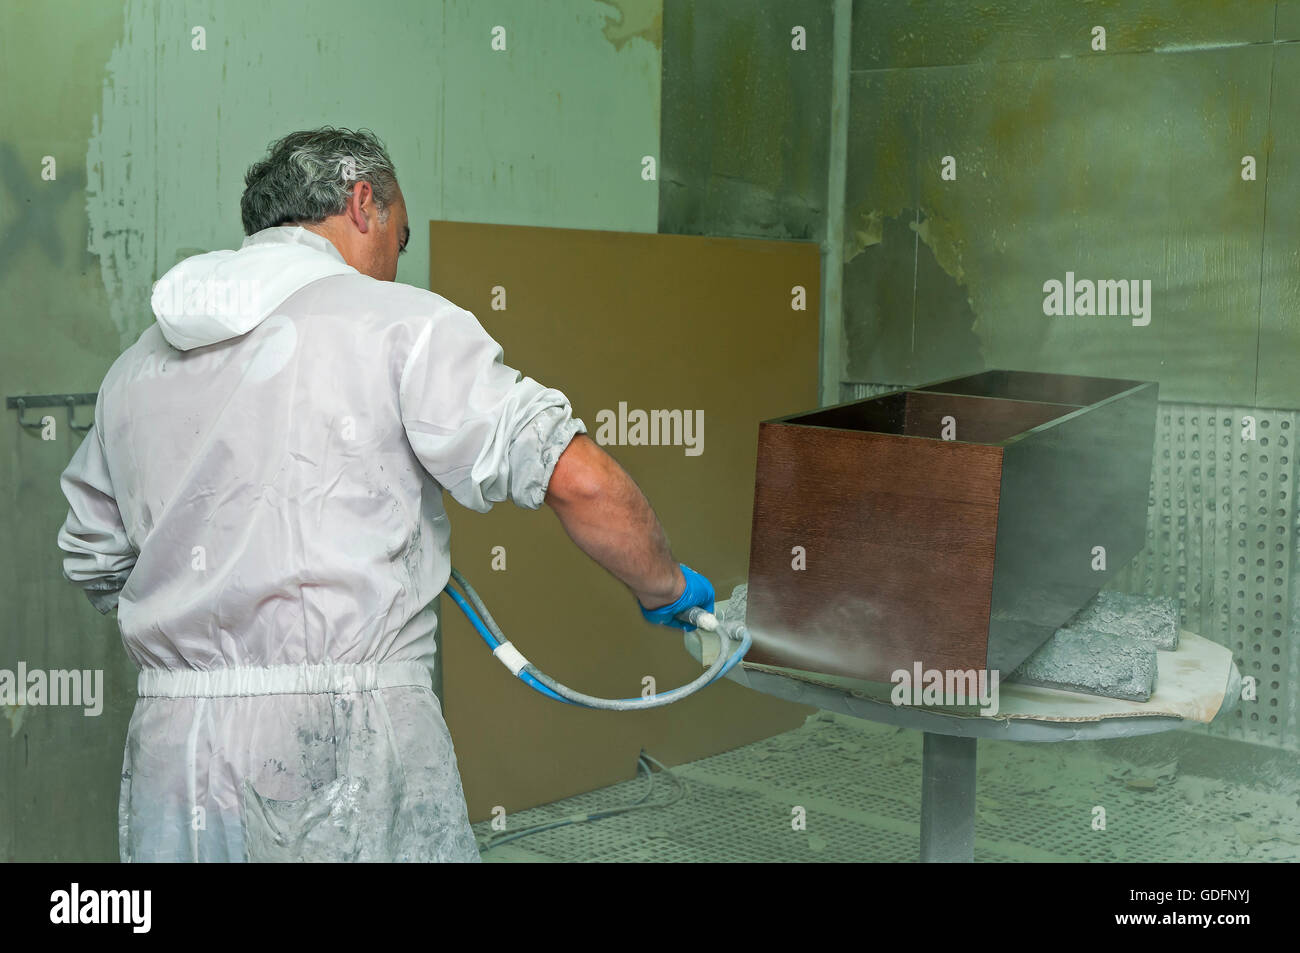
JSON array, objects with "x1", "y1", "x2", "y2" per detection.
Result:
[{"x1": 444, "y1": 567, "x2": 751, "y2": 710}]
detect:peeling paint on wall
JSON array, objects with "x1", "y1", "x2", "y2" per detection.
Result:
[
  {"x1": 844, "y1": 203, "x2": 969, "y2": 292},
  {"x1": 843, "y1": 208, "x2": 985, "y2": 381},
  {"x1": 86, "y1": 0, "x2": 156, "y2": 349},
  {"x1": 3, "y1": 705, "x2": 26, "y2": 738},
  {"x1": 594, "y1": 0, "x2": 663, "y2": 50},
  {"x1": 843, "y1": 205, "x2": 884, "y2": 262},
  {"x1": 909, "y1": 214, "x2": 965, "y2": 285}
]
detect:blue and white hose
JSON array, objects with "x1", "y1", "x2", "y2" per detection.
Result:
[{"x1": 444, "y1": 567, "x2": 751, "y2": 710}]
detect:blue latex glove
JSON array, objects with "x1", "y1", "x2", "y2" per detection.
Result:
[{"x1": 640, "y1": 564, "x2": 715, "y2": 631}]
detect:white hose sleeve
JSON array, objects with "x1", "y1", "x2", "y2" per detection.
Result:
[{"x1": 492, "y1": 641, "x2": 530, "y2": 676}]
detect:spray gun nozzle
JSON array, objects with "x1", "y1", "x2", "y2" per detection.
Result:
[
  {"x1": 678, "y1": 607, "x2": 747, "y2": 642},
  {"x1": 678, "y1": 606, "x2": 716, "y2": 631}
]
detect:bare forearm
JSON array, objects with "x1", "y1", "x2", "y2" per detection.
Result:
[{"x1": 544, "y1": 435, "x2": 685, "y2": 608}]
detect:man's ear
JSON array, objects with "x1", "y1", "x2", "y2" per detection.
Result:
[{"x1": 345, "y1": 181, "x2": 374, "y2": 234}]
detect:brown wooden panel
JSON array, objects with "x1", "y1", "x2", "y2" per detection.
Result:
[
  {"x1": 746, "y1": 425, "x2": 1003, "y2": 681},
  {"x1": 745, "y1": 370, "x2": 1157, "y2": 686},
  {"x1": 429, "y1": 221, "x2": 821, "y2": 821}
]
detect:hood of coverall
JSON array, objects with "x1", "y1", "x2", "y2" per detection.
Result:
[{"x1": 151, "y1": 226, "x2": 359, "y2": 351}]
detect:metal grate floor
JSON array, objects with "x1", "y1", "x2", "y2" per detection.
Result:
[{"x1": 474, "y1": 711, "x2": 1300, "y2": 862}]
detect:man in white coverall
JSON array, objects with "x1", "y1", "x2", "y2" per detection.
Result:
[{"x1": 57, "y1": 127, "x2": 716, "y2": 862}]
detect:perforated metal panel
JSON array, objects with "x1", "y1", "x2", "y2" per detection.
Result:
[
  {"x1": 1107, "y1": 404, "x2": 1298, "y2": 750},
  {"x1": 842, "y1": 383, "x2": 1299, "y2": 751}
]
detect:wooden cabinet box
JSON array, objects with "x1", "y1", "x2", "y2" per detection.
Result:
[{"x1": 744, "y1": 370, "x2": 1158, "y2": 682}]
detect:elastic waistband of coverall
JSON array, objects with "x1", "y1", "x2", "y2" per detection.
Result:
[{"x1": 136, "y1": 661, "x2": 433, "y2": 698}]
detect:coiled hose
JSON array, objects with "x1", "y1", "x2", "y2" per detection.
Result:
[{"x1": 444, "y1": 567, "x2": 751, "y2": 710}]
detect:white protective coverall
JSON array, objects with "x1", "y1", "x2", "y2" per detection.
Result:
[{"x1": 57, "y1": 226, "x2": 586, "y2": 862}]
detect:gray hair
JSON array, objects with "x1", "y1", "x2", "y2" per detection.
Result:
[{"x1": 240, "y1": 127, "x2": 399, "y2": 235}]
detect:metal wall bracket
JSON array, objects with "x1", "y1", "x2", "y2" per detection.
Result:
[{"x1": 7, "y1": 393, "x2": 97, "y2": 433}]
